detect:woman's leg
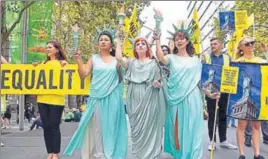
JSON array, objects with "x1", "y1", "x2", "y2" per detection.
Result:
[
  {"x1": 38, "y1": 103, "x2": 53, "y2": 159},
  {"x1": 48, "y1": 105, "x2": 64, "y2": 159},
  {"x1": 4, "y1": 118, "x2": 8, "y2": 128},
  {"x1": 237, "y1": 120, "x2": 248, "y2": 156},
  {"x1": 30, "y1": 121, "x2": 37, "y2": 130},
  {"x1": 252, "y1": 121, "x2": 261, "y2": 156}
]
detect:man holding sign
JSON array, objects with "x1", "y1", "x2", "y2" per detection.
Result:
[{"x1": 202, "y1": 37, "x2": 237, "y2": 151}]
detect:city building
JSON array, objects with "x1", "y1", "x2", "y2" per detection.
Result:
[{"x1": 186, "y1": 1, "x2": 235, "y2": 54}]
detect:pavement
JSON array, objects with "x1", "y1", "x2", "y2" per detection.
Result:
[{"x1": 0, "y1": 118, "x2": 268, "y2": 159}]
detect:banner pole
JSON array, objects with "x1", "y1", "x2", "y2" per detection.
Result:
[{"x1": 209, "y1": 99, "x2": 219, "y2": 159}]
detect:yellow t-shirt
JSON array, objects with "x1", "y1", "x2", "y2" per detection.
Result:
[
  {"x1": 37, "y1": 60, "x2": 65, "y2": 106},
  {"x1": 80, "y1": 104, "x2": 85, "y2": 112},
  {"x1": 236, "y1": 56, "x2": 267, "y2": 63}
]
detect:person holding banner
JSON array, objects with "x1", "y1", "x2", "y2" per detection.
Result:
[
  {"x1": 0, "y1": 55, "x2": 8, "y2": 147},
  {"x1": 235, "y1": 36, "x2": 267, "y2": 159},
  {"x1": 201, "y1": 38, "x2": 237, "y2": 151},
  {"x1": 115, "y1": 34, "x2": 166, "y2": 158},
  {"x1": 34, "y1": 40, "x2": 67, "y2": 159},
  {"x1": 155, "y1": 29, "x2": 203, "y2": 158},
  {"x1": 64, "y1": 31, "x2": 127, "y2": 159}
]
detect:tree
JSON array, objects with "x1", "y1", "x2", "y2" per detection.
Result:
[
  {"x1": 52, "y1": 1, "x2": 150, "y2": 63},
  {"x1": 235, "y1": 1, "x2": 268, "y2": 55},
  {"x1": 52, "y1": 1, "x2": 150, "y2": 108},
  {"x1": 0, "y1": 1, "x2": 35, "y2": 60}
]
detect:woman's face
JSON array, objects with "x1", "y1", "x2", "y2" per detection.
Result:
[
  {"x1": 174, "y1": 34, "x2": 188, "y2": 50},
  {"x1": 46, "y1": 43, "x2": 58, "y2": 58},
  {"x1": 135, "y1": 39, "x2": 148, "y2": 54},
  {"x1": 98, "y1": 35, "x2": 112, "y2": 50},
  {"x1": 239, "y1": 37, "x2": 255, "y2": 54}
]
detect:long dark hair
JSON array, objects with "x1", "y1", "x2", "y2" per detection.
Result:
[
  {"x1": 45, "y1": 40, "x2": 67, "y2": 63},
  {"x1": 98, "y1": 31, "x2": 115, "y2": 56},
  {"x1": 173, "y1": 31, "x2": 195, "y2": 56}
]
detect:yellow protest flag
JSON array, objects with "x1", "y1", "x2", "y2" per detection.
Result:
[
  {"x1": 227, "y1": 29, "x2": 244, "y2": 60},
  {"x1": 122, "y1": 4, "x2": 139, "y2": 58},
  {"x1": 235, "y1": 10, "x2": 248, "y2": 30},
  {"x1": 191, "y1": 8, "x2": 201, "y2": 54},
  {"x1": 247, "y1": 13, "x2": 254, "y2": 28},
  {"x1": 227, "y1": 35, "x2": 236, "y2": 59},
  {"x1": 260, "y1": 66, "x2": 268, "y2": 119}
]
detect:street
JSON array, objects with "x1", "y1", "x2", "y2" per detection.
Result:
[{"x1": 1, "y1": 118, "x2": 268, "y2": 159}]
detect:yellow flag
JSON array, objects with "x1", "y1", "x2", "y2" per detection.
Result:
[
  {"x1": 122, "y1": 4, "x2": 139, "y2": 58},
  {"x1": 227, "y1": 29, "x2": 243, "y2": 60},
  {"x1": 191, "y1": 8, "x2": 201, "y2": 54},
  {"x1": 247, "y1": 13, "x2": 254, "y2": 28},
  {"x1": 227, "y1": 35, "x2": 236, "y2": 59}
]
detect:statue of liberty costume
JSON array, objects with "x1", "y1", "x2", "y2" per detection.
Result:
[
  {"x1": 64, "y1": 54, "x2": 127, "y2": 159},
  {"x1": 125, "y1": 59, "x2": 166, "y2": 159},
  {"x1": 164, "y1": 55, "x2": 203, "y2": 159}
]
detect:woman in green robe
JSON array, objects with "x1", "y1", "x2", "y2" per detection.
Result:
[
  {"x1": 116, "y1": 36, "x2": 166, "y2": 159},
  {"x1": 155, "y1": 30, "x2": 203, "y2": 159},
  {"x1": 64, "y1": 31, "x2": 127, "y2": 159}
]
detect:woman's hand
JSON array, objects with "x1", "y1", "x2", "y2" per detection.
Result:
[
  {"x1": 152, "y1": 80, "x2": 163, "y2": 88},
  {"x1": 152, "y1": 30, "x2": 161, "y2": 41},
  {"x1": 32, "y1": 61, "x2": 40, "y2": 67},
  {"x1": 74, "y1": 49, "x2": 82, "y2": 61},
  {"x1": 60, "y1": 60, "x2": 67, "y2": 67},
  {"x1": 209, "y1": 92, "x2": 221, "y2": 100}
]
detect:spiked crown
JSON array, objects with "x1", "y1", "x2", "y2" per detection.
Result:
[
  {"x1": 94, "y1": 25, "x2": 116, "y2": 43},
  {"x1": 167, "y1": 22, "x2": 192, "y2": 40}
]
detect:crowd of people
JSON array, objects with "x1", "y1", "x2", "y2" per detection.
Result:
[
  {"x1": 61, "y1": 25, "x2": 267, "y2": 159},
  {"x1": 1, "y1": 23, "x2": 268, "y2": 159}
]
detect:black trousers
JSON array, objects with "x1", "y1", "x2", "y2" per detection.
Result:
[
  {"x1": 38, "y1": 103, "x2": 64, "y2": 154},
  {"x1": 206, "y1": 93, "x2": 229, "y2": 142}
]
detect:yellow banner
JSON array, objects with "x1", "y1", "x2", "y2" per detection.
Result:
[
  {"x1": 191, "y1": 8, "x2": 201, "y2": 54},
  {"x1": 227, "y1": 29, "x2": 243, "y2": 60},
  {"x1": 1, "y1": 64, "x2": 90, "y2": 95},
  {"x1": 247, "y1": 13, "x2": 254, "y2": 28},
  {"x1": 235, "y1": 10, "x2": 248, "y2": 30},
  {"x1": 260, "y1": 66, "x2": 268, "y2": 119},
  {"x1": 122, "y1": 4, "x2": 139, "y2": 58},
  {"x1": 220, "y1": 66, "x2": 239, "y2": 94}
]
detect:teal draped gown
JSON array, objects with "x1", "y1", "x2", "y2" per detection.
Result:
[
  {"x1": 164, "y1": 55, "x2": 203, "y2": 159},
  {"x1": 64, "y1": 54, "x2": 127, "y2": 159}
]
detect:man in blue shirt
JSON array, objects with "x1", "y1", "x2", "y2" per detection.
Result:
[{"x1": 202, "y1": 37, "x2": 237, "y2": 151}]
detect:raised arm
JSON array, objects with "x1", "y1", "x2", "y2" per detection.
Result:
[
  {"x1": 75, "y1": 50, "x2": 92, "y2": 79},
  {"x1": 148, "y1": 36, "x2": 155, "y2": 48},
  {"x1": 153, "y1": 31, "x2": 169, "y2": 64},
  {"x1": 1, "y1": 56, "x2": 8, "y2": 64},
  {"x1": 115, "y1": 36, "x2": 128, "y2": 69}
]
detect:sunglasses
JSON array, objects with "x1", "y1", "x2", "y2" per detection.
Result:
[{"x1": 244, "y1": 41, "x2": 255, "y2": 47}]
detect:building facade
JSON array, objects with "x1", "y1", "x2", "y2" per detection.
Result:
[{"x1": 186, "y1": 1, "x2": 235, "y2": 54}]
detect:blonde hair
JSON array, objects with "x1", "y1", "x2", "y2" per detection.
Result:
[{"x1": 235, "y1": 36, "x2": 254, "y2": 60}]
